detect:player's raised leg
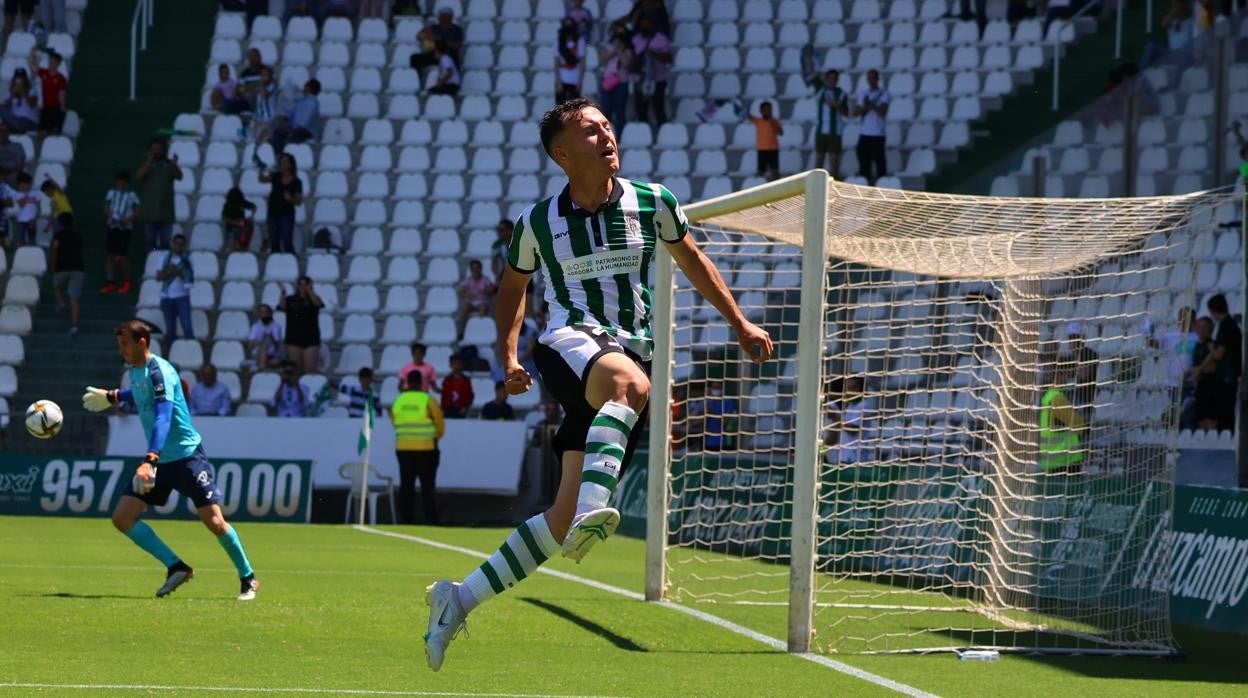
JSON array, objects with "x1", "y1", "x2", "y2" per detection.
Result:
[
  {"x1": 197, "y1": 503, "x2": 259, "y2": 601},
  {"x1": 111, "y1": 494, "x2": 193, "y2": 597}
]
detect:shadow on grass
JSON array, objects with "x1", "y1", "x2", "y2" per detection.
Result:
[
  {"x1": 26, "y1": 592, "x2": 153, "y2": 600},
  {"x1": 520, "y1": 597, "x2": 648, "y2": 652}
]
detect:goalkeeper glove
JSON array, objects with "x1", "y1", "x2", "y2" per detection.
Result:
[
  {"x1": 132, "y1": 453, "x2": 159, "y2": 495},
  {"x1": 82, "y1": 386, "x2": 116, "y2": 413}
]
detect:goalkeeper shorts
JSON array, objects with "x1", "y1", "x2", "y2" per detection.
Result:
[{"x1": 122, "y1": 445, "x2": 223, "y2": 509}]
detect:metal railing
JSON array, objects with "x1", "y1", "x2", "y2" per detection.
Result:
[
  {"x1": 129, "y1": 0, "x2": 154, "y2": 101},
  {"x1": 1051, "y1": 1, "x2": 1107, "y2": 111}
]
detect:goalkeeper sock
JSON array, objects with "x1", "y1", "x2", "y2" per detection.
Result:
[
  {"x1": 125, "y1": 521, "x2": 180, "y2": 568},
  {"x1": 460, "y1": 513, "x2": 558, "y2": 612},
  {"x1": 216, "y1": 525, "x2": 254, "y2": 579},
  {"x1": 576, "y1": 401, "x2": 638, "y2": 517}
]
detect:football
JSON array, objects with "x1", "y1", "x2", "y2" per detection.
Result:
[{"x1": 25, "y1": 400, "x2": 63, "y2": 439}]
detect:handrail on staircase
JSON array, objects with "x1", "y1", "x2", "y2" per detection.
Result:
[
  {"x1": 129, "y1": 0, "x2": 154, "y2": 101},
  {"x1": 1050, "y1": 1, "x2": 1104, "y2": 112}
]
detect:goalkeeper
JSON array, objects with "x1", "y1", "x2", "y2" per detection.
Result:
[
  {"x1": 83, "y1": 320, "x2": 259, "y2": 601},
  {"x1": 424, "y1": 98, "x2": 773, "y2": 670}
]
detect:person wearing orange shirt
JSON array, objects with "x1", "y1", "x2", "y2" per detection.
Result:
[{"x1": 749, "y1": 101, "x2": 784, "y2": 181}]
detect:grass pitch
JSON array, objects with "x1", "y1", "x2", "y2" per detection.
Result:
[{"x1": 0, "y1": 516, "x2": 1244, "y2": 697}]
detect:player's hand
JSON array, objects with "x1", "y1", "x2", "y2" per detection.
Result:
[
  {"x1": 735, "y1": 321, "x2": 774, "y2": 364},
  {"x1": 502, "y1": 360, "x2": 533, "y2": 396},
  {"x1": 82, "y1": 386, "x2": 113, "y2": 413},
  {"x1": 132, "y1": 459, "x2": 157, "y2": 495}
]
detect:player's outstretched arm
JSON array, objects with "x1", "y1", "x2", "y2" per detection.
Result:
[
  {"x1": 494, "y1": 265, "x2": 534, "y2": 395},
  {"x1": 665, "y1": 235, "x2": 773, "y2": 363}
]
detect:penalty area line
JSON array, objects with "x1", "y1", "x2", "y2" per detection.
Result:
[
  {"x1": 354, "y1": 525, "x2": 937, "y2": 698},
  {"x1": 0, "y1": 682, "x2": 614, "y2": 698}
]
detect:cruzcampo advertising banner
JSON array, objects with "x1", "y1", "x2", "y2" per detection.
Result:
[
  {"x1": 0, "y1": 454, "x2": 313, "y2": 522},
  {"x1": 615, "y1": 454, "x2": 1248, "y2": 634}
]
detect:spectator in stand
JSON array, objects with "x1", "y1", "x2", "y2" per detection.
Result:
[
  {"x1": 689, "y1": 379, "x2": 738, "y2": 452},
  {"x1": 237, "y1": 48, "x2": 268, "y2": 108},
  {"x1": 269, "y1": 79, "x2": 321, "y2": 154},
  {"x1": 222, "y1": 186, "x2": 257, "y2": 252},
  {"x1": 410, "y1": 7, "x2": 464, "y2": 71},
  {"x1": 391, "y1": 0, "x2": 422, "y2": 18},
  {"x1": 630, "y1": 16, "x2": 672, "y2": 127},
  {"x1": 0, "y1": 0, "x2": 33, "y2": 48},
  {"x1": 598, "y1": 29, "x2": 633, "y2": 133},
  {"x1": 440, "y1": 354, "x2": 473, "y2": 418},
  {"x1": 359, "y1": 0, "x2": 384, "y2": 19},
  {"x1": 392, "y1": 373, "x2": 445, "y2": 524},
  {"x1": 102, "y1": 170, "x2": 139, "y2": 295},
  {"x1": 1063, "y1": 322, "x2": 1100, "y2": 411},
  {"x1": 617, "y1": 0, "x2": 670, "y2": 37},
  {"x1": 49, "y1": 212, "x2": 82, "y2": 336},
  {"x1": 156, "y1": 233, "x2": 194, "y2": 342},
  {"x1": 853, "y1": 69, "x2": 890, "y2": 185},
  {"x1": 554, "y1": 17, "x2": 587, "y2": 104},
  {"x1": 13, "y1": 171, "x2": 36, "y2": 245},
  {"x1": 0, "y1": 122, "x2": 24, "y2": 187},
  {"x1": 272, "y1": 360, "x2": 312, "y2": 418},
  {"x1": 490, "y1": 219, "x2": 513, "y2": 280},
  {"x1": 189, "y1": 363, "x2": 233, "y2": 417},
  {"x1": 250, "y1": 66, "x2": 278, "y2": 145},
  {"x1": 399, "y1": 342, "x2": 439, "y2": 396},
  {"x1": 957, "y1": 0, "x2": 988, "y2": 33},
  {"x1": 1154, "y1": 306, "x2": 1199, "y2": 429},
  {"x1": 284, "y1": 0, "x2": 321, "y2": 24},
  {"x1": 277, "y1": 277, "x2": 324, "y2": 375},
  {"x1": 136, "y1": 137, "x2": 183, "y2": 251},
  {"x1": 481, "y1": 381, "x2": 514, "y2": 420},
  {"x1": 0, "y1": 71, "x2": 38, "y2": 133},
  {"x1": 1230, "y1": 121, "x2": 1248, "y2": 188},
  {"x1": 39, "y1": 176, "x2": 70, "y2": 239},
  {"x1": 1141, "y1": 0, "x2": 1194, "y2": 67},
  {"x1": 36, "y1": 0, "x2": 67, "y2": 34},
  {"x1": 426, "y1": 41, "x2": 461, "y2": 96},
  {"x1": 248, "y1": 303, "x2": 284, "y2": 370},
  {"x1": 1007, "y1": 0, "x2": 1038, "y2": 24},
  {"x1": 259, "y1": 152, "x2": 303, "y2": 254},
  {"x1": 322, "y1": 0, "x2": 357, "y2": 20},
  {"x1": 456, "y1": 259, "x2": 495, "y2": 342},
  {"x1": 749, "y1": 100, "x2": 783, "y2": 181},
  {"x1": 822, "y1": 376, "x2": 878, "y2": 464},
  {"x1": 567, "y1": 0, "x2": 594, "y2": 38},
  {"x1": 29, "y1": 47, "x2": 66, "y2": 136},
  {"x1": 1192, "y1": 294, "x2": 1242, "y2": 431},
  {"x1": 813, "y1": 69, "x2": 850, "y2": 177},
  {"x1": 211, "y1": 64, "x2": 250, "y2": 115},
  {"x1": 1189, "y1": 316, "x2": 1217, "y2": 428},
  {"x1": 339, "y1": 366, "x2": 379, "y2": 418}
]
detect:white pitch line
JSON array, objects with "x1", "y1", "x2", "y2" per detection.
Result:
[
  {"x1": 0, "y1": 682, "x2": 615, "y2": 698},
  {"x1": 0, "y1": 562, "x2": 424, "y2": 578},
  {"x1": 355, "y1": 525, "x2": 937, "y2": 698}
]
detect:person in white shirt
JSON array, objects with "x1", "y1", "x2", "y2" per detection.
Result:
[
  {"x1": 189, "y1": 363, "x2": 233, "y2": 417},
  {"x1": 853, "y1": 69, "x2": 890, "y2": 185},
  {"x1": 248, "y1": 303, "x2": 284, "y2": 370},
  {"x1": 554, "y1": 17, "x2": 586, "y2": 103},
  {"x1": 156, "y1": 233, "x2": 194, "y2": 341},
  {"x1": 823, "y1": 376, "x2": 878, "y2": 464},
  {"x1": 428, "y1": 41, "x2": 461, "y2": 96}
]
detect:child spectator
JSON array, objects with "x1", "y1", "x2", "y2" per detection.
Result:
[
  {"x1": 102, "y1": 170, "x2": 139, "y2": 294},
  {"x1": 566, "y1": 0, "x2": 593, "y2": 38},
  {"x1": 440, "y1": 354, "x2": 474, "y2": 418},
  {"x1": 40, "y1": 177, "x2": 71, "y2": 241},
  {"x1": 29, "y1": 47, "x2": 67, "y2": 136},
  {"x1": 49, "y1": 212, "x2": 83, "y2": 336},
  {"x1": 221, "y1": 186, "x2": 256, "y2": 252},
  {"x1": 0, "y1": 72, "x2": 38, "y2": 133},
  {"x1": 456, "y1": 259, "x2": 495, "y2": 341},
  {"x1": 427, "y1": 41, "x2": 461, "y2": 96},
  {"x1": 13, "y1": 172, "x2": 37, "y2": 245},
  {"x1": 750, "y1": 100, "x2": 784, "y2": 181},
  {"x1": 481, "y1": 381, "x2": 515, "y2": 421},
  {"x1": 210, "y1": 64, "x2": 249, "y2": 114},
  {"x1": 339, "y1": 367, "x2": 380, "y2": 418},
  {"x1": 399, "y1": 342, "x2": 439, "y2": 394},
  {"x1": 251, "y1": 66, "x2": 278, "y2": 145},
  {"x1": 272, "y1": 360, "x2": 311, "y2": 418}
]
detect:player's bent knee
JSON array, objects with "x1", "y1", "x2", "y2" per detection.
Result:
[
  {"x1": 203, "y1": 515, "x2": 228, "y2": 536},
  {"x1": 111, "y1": 511, "x2": 133, "y2": 533},
  {"x1": 617, "y1": 374, "x2": 650, "y2": 410}
]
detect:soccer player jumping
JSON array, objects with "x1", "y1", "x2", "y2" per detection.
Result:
[
  {"x1": 83, "y1": 320, "x2": 259, "y2": 601},
  {"x1": 424, "y1": 98, "x2": 773, "y2": 670}
]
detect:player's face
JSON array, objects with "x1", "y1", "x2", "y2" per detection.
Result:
[
  {"x1": 116, "y1": 333, "x2": 147, "y2": 367},
  {"x1": 554, "y1": 107, "x2": 618, "y2": 177}
]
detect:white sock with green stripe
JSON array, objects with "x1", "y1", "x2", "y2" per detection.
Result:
[
  {"x1": 577, "y1": 401, "x2": 638, "y2": 517},
  {"x1": 459, "y1": 513, "x2": 558, "y2": 613}
]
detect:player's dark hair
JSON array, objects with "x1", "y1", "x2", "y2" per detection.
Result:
[
  {"x1": 115, "y1": 170, "x2": 130, "y2": 182},
  {"x1": 306, "y1": 78, "x2": 321, "y2": 95},
  {"x1": 39, "y1": 178, "x2": 58, "y2": 193},
  {"x1": 16, "y1": 172, "x2": 31, "y2": 184},
  {"x1": 115, "y1": 319, "x2": 151, "y2": 344},
  {"x1": 358, "y1": 367, "x2": 373, "y2": 379},
  {"x1": 539, "y1": 97, "x2": 603, "y2": 157},
  {"x1": 1207, "y1": 293, "x2": 1229, "y2": 315}
]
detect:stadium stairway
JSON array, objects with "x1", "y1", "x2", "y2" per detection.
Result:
[
  {"x1": 4, "y1": 0, "x2": 215, "y2": 452},
  {"x1": 926, "y1": 2, "x2": 1168, "y2": 195}
]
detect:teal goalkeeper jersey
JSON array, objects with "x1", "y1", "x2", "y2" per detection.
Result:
[{"x1": 127, "y1": 355, "x2": 201, "y2": 461}]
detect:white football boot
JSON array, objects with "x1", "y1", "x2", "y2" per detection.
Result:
[
  {"x1": 560, "y1": 507, "x2": 621, "y2": 563},
  {"x1": 424, "y1": 580, "x2": 468, "y2": 672}
]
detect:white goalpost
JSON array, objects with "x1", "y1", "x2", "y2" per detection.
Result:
[{"x1": 641, "y1": 170, "x2": 1239, "y2": 656}]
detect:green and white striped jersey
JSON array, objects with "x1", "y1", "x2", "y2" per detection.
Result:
[{"x1": 508, "y1": 178, "x2": 689, "y2": 359}]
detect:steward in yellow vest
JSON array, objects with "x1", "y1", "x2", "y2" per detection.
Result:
[
  {"x1": 1038, "y1": 367, "x2": 1085, "y2": 472},
  {"x1": 392, "y1": 378, "x2": 446, "y2": 524}
]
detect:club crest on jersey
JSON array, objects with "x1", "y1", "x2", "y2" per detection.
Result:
[{"x1": 625, "y1": 214, "x2": 642, "y2": 236}]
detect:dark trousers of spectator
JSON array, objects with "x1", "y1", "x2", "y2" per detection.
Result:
[
  {"x1": 555, "y1": 83, "x2": 580, "y2": 104},
  {"x1": 267, "y1": 211, "x2": 295, "y2": 253},
  {"x1": 245, "y1": 0, "x2": 269, "y2": 29},
  {"x1": 270, "y1": 125, "x2": 311, "y2": 154},
  {"x1": 160, "y1": 295, "x2": 194, "y2": 341},
  {"x1": 397, "y1": 449, "x2": 440, "y2": 525},
  {"x1": 145, "y1": 222, "x2": 172, "y2": 251},
  {"x1": 428, "y1": 83, "x2": 460, "y2": 96},
  {"x1": 443, "y1": 406, "x2": 467, "y2": 419},
  {"x1": 634, "y1": 80, "x2": 667, "y2": 126},
  {"x1": 220, "y1": 97, "x2": 251, "y2": 115},
  {"x1": 409, "y1": 51, "x2": 436, "y2": 70},
  {"x1": 856, "y1": 135, "x2": 887, "y2": 184},
  {"x1": 600, "y1": 81, "x2": 629, "y2": 133},
  {"x1": 959, "y1": 0, "x2": 987, "y2": 31}
]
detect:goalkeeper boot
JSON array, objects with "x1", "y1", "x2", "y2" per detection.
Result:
[
  {"x1": 561, "y1": 507, "x2": 620, "y2": 563},
  {"x1": 155, "y1": 561, "x2": 194, "y2": 598},
  {"x1": 238, "y1": 575, "x2": 260, "y2": 601},
  {"x1": 424, "y1": 580, "x2": 468, "y2": 672}
]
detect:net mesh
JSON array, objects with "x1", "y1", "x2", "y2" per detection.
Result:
[{"x1": 663, "y1": 179, "x2": 1239, "y2": 655}]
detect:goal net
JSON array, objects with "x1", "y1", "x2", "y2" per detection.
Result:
[{"x1": 642, "y1": 171, "x2": 1239, "y2": 656}]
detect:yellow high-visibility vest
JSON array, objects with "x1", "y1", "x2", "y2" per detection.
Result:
[
  {"x1": 1038, "y1": 388, "x2": 1082, "y2": 471},
  {"x1": 393, "y1": 390, "x2": 438, "y2": 451}
]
